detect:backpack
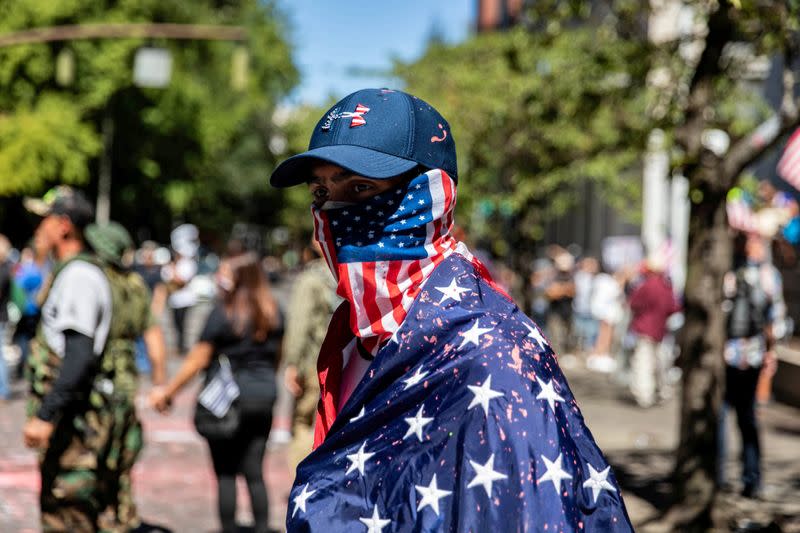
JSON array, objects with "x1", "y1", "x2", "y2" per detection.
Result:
[{"x1": 726, "y1": 267, "x2": 769, "y2": 339}]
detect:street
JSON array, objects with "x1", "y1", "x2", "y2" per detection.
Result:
[{"x1": 1, "y1": 359, "x2": 799, "y2": 532}]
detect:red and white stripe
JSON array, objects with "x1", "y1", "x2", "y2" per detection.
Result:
[
  {"x1": 349, "y1": 104, "x2": 370, "y2": 127},
  {"x1": 312, "y1": 169, "x2": 458, "y2": 354},
  {"x1": 726, "y1": 197, "x2": 758, "y2": 233},
  {"x1": 777, "y1": 128, "x2": 800, "y2": 192}
]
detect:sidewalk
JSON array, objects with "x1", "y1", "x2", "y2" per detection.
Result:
[
  {"x1": 1, "y1": 360, "x2": 798, "y2": 531},
  {"x1": 562, "y1": 360, "x2": 800, "y2": 532}
]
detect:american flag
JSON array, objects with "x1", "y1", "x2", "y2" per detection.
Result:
[
  {"x1": 778, "y1": 128, "x2": 800, "y2": 192},
  {"x1": 726, "y1": 187, "x2": 758, "y2": 233},
  {"x1": 197, "y1": 356, "x2": 239, "y2": 418},
  {"x1": 312, "y1": 169, "x2": 460, "y2": 355},
  {"x1": 287, "y1": 252, "x2": 633, "y2": 531}
]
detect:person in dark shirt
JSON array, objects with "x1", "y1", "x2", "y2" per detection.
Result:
[
  {"x1": 544, "y1": 252, "x2": 576, "y2": 354},
  {"x1": 149, "y1": 251, "x2": 282, "y2": 533}
]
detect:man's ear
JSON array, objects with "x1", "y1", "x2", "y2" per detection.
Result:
[{"x1": 57, "y1": 216, "x2": 76, "y2": 240}]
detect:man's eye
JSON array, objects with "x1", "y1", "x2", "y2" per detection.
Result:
[
  {"x1": 312, "y1": 188, "x2": 328, "y2": 199},
  {"x1": 353, "y1": 183, "x2": 372, "y2": 193}
]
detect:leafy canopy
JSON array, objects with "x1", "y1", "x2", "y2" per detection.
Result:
[
  {"x1": 396, "y1": 25, "x2": 652, "y2": 252},
  {"x1": 0, "y1": 0, "x2": 297, "y2": 239}
]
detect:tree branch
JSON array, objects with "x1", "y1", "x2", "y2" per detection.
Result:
[
  {"x1": 675, "y1": 1, "x2": 734, "y2": 158},
  {"x1": 722, "y1": 45, "x2": 800, "y2": 181},
  {"x1": 0, "y1": 23, "x2": 246, "y2": 48}
]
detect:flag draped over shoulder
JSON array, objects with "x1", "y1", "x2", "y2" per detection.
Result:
[{"x1": 287, "y1": 251, "x2": 633, "y2": 532}]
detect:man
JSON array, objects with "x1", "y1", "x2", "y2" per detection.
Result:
[
  {"x1": 21, "y1": 188, "x2": 161, "y2": 531},
  {"x1": 163, "y1": 223, "x2": 200, "y2": 354},
  {"x1": 626, "y1": 254, "x2": 681, "y2": 408},
  {"x1": 544, "y1": 251, "x2": 576, "y2": 354},
  {"x1": 84, "y1": 221, "x2": 167, "y2": 531},
  {"x1": 572, "y1": 256, "x2": 599, "y2": 353},
  {"x1": 270, "y1": 88, "x2": 632, "y2": 531},
  {"x1": 282, "y1": 241, "x2": 340, "y2": 470},
  {"x1": 23, "y1": 186, "x2": 112, "y2": 531},
  {"x1": 719, "y1": 232, "x2": 783, "y2": 498}
]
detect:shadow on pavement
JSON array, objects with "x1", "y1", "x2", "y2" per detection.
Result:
[
  {"x1": 606, "y1": 449, "x2": 674, "y2": 513},
  {"x1": 134, "y1": 522, "x2": 174, "y2": 533}
]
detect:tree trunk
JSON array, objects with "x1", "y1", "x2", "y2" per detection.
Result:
[{"x1": 669, "y1": 182, "x2": 731, "y2": 531}]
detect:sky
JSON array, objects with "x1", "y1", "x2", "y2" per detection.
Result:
[{"x1": 275, "y1": 0, "x2": 475, "y2": 105}]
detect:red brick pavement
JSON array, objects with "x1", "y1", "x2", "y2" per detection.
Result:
[{"x1": 0, "y1": 379, "x2": 294, "y2": 532}]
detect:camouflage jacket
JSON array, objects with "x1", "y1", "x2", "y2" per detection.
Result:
[
  {"x1": 27, "y1": 254, "x2": 152, "y2": 419},
  {"x1": 282, "y1": 259, "x2": 340, "y2": 379}
]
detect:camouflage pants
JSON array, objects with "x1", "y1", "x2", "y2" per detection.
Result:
[
  {"x1": 38, "y1": 402, "x2": 142, "y2": 533},
  {"x1": 98, "y1": 402, "x2": 143, "y2": 533}
]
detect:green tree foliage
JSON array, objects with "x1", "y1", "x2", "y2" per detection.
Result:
[
  {"x1": 0, "y1": 0, "x2": 297, "y2": 242},
  {"x1": 396, "y1": 24, "x2": 652, "y2": 256}
]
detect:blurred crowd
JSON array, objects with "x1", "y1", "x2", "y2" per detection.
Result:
[
  {"x1": 516, "y1": 237, "x2": 791, "y2": 413},
  {"x1": 522, "y1": 244, "x2": 684, "y2": 408}
]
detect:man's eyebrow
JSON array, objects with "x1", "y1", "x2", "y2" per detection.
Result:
[{"x1": 308, "y1": 170, "x2": 354, "y2": 184}]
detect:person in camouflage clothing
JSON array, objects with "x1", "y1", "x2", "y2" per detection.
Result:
[
  {"x1": 84, "y1": 221, "x2": 167, "y2": 532},
  {"x1": 282, "y1": 242, "x2": 340, "y2": 470},
  {"x1": 23, "y1": 187, "x2": 164, "y2": 532}
]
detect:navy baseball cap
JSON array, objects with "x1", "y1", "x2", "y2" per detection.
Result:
[{"x1": 270, "y1": 88, "x2": 457, "y2": 187}]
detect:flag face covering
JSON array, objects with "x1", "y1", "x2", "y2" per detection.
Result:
[
  {"x1": 288, "y1": 251, "x2": 634, "y2": 531},
  {"x1": 312, "y1": 169, "x2": 457, "y2": 354}
]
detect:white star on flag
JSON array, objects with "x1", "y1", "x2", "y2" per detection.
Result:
[
  {"x1": 434, "y1": 278, "x2": 470, "y2": 304},
  {"x1": 377, "y1": 241, "x2": 385, "y2": 248},
  {"x1": 403, "y1": 367, "x2": 429, "y2": 390},
  {"x1": 403, "y1": 404, "x2": 434, "y2": 442},
  {"x1": 582, "y1": 463, "x2": 616, "y2": 503},
  {"x1": 524, "y1": 322, "x2": 549, "y2": 350},
  {"x1": 535, "y1": 376, "x2": 565, "y2": 413},
  {"x1": 415, "y1": 474, "x2": 452, "y2": 516},
  {"x1": 291, "y1": 483, "x2": 316, "y2": 518},
  {"x1": 359, "y1": 504, "x2": 391, "y2": 533},
  {"x1": 537, "y1": 453, "x2": 573, "y2": 494},
  {"x1": 346, "y1": 441, "x2": 375, "y2": 476},
  {"x1": 467, "y1": 453, "x2": 508, "y2": 497},
  {"x1": 351, "y1": 406, "x2": 366, "y2": 423},
  {"x1": 459, "y1": 320, "x2": 493, "y2": 349},
  {"x1": 467, "y1": 374, "x2": 503, "y2": 417}
]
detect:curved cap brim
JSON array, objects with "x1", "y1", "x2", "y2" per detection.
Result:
[
  {"x1": 23, "y1": 197, "x2": 51, "y2": 216},
  {"x1": 269, "y1": 145, "x2": 419, "y2": 188}
]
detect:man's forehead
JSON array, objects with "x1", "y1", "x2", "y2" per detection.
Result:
[{"x1": 308, "y1": 163, "x2": 357, "y2": 183}]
